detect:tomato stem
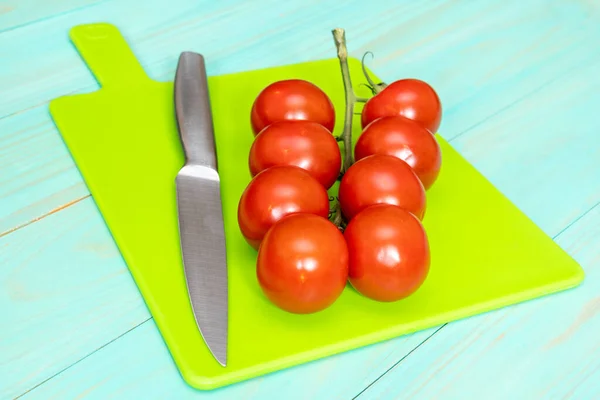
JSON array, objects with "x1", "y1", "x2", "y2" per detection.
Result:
[
  {"x1": 331, "y1": 27, "x2": 369, "y2": 231},
  {"x1": 330, "y1": 201, "x2": 344, "y2": 230},
  {"x1": 361, "y1": 51, "x2": 387, "y2": 94},
  {"x1": 332, "y1": 27, "x2": 358, "y2": 175}
]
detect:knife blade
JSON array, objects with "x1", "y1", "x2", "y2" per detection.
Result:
[{"x1": 174, "y1": 51, "x2": 228, "y2": 367}]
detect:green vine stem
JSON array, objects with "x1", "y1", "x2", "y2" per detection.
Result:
[
  {"x1": 332, "y1": 28, "x2": 368, "y2": 175},
  {"x1": 330, "y1": 27, "x2": 369, "y2": 230},
  {"x1": 360, "y1": 51, "x2": 388, "y2": 95},
  {"x1": 330, "y1": 200, "x2": 344, "y2": 229},
  {"x1": 332, "y1": 27, "x2": 360, "y2": 174}
]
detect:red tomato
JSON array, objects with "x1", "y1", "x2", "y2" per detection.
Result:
[
  {"x1": 250, "y1": 79, "x2": 336, "y2": 135},
  {"x1": 344, "y1": 204, "x2": 430, "y2": 302},
  {"x1": 355, "y1": 116, "x2": 442, "y2": 190},
  {"x1": 257, "y1": 213, "x2": 349, "y2": 314},
  {"x1": 237, "y1": 166, "x2": 330, "y2": 250},
  {"x1": 249, "y1": 120, "x2": 341, "y2": 189},
  {"x1": 338, "y1": 154, "x2": 426, "y2": 221},
  {"x1": 361, "y1": 79, "x2": 442, "y2": 133}
]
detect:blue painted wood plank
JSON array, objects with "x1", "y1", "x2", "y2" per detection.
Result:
[
  {"x1": 0, "y1": 192, "x2": 437, "y2": 398},
  {"x1": 1, "y1": 0, "x2": 598, "y2": 125},
  {"x1": 0, "y1": 198, "x2": 151, "y2": 400},
  {"x1": 449, "y1": 54, "x2": 600, "y2": 237},
  {"x1": 0, "y1": 106, "x2": 89, "y2": 234},
  {"x1": 357, "y1": 202, "x2": 600, "y2": 400},
  {"x1": 0, "y1": 0, "x2": 104, "y2": 33},
  {"x1": 7, "y1": 45, "x2": 600, "y2": 400},
  {"x1": 2, "y1": 0, "x2": 600, "y2": 239},
  {"x1": 356, "y1": 46, "x2": 600, "y2": 400},
  {"x1": 1, "y1": 0, "x2": 600, "y2": 398},
  {"x1": 18, "y1": 319, "x2": 439, "y2": 399}
]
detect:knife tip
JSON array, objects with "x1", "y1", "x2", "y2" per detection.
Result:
[{"x1": 212, "y1": 349, "x2": 227, "y2": 367}]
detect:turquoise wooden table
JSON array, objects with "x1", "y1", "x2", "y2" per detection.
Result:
[{"x1": 2, "y1": 0, "x2": 600, "y2": 399}]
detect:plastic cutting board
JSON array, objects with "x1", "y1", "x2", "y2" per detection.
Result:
[{"x1": 49, "y1": 23, "x2": 585, "y2": 390}]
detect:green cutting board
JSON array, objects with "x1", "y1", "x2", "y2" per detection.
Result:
[{"x1": 49, "y1": 23, "x2": 584, "y2": 390}]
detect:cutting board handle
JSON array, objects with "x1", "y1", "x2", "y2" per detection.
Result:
[{"x1": 69, "y1": 23, "x2": 149, "y2": 87}]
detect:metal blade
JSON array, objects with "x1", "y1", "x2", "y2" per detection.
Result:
[
  {"x1": 175, "y1": 165, "x2": 228, "y2": 367},
  {"x1": 174, "y1": 51, "x2": 228, "y2": 366}
]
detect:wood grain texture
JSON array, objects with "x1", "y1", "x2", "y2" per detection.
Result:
[
  {"x1": 0, "y1": 0, "x2": 105, "y2": 33},
  {"x1": 450, "y1": 54, "x2": 600, "y2": 238},
  {"x1": 2, "y1": 0, "x2": 599, "y2": 120},
  {"x1": 0, "y1": 199, "x2": 151, "y2": 400},
  {"x1": 0, "y1": 177, "x2": 438, "y2": 397},
  {"x1": 0, "y1": 106, "x2": 89, "y2": 234},
  {"x1": 357, "y1": 203, "x2": 600, "y2": 400},
  {"x1": 0, "y1": 173, "x2": 440, "y2": 397},
  {"x1": 2, "y1": 0, "x2": 600, "y2": 252},
  {"x1": 1, "y1": 0, "x2": 600, "y2": 398},
  {"x1": 15, "y1": 53, "x2": 599, "y2": 398},
  {"x1": 357, "y1": 44, "x2": 600, "y2": 400},
  {"x1": 17, "y1": 316, "x2": 440, "y2": 399}
]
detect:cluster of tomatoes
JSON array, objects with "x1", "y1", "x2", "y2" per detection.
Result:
[{"x1": 237, "y1": 70, "x2": 442, "y2": 314}]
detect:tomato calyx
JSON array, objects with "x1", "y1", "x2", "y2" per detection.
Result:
[{"x1": 329, "y1": 199, "x2": 347, "y2": 231}]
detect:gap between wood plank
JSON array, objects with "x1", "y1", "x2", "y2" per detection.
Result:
[
  {"x1": 6, "y1": 81, "x2": 599, "y2": 397},
  {"x1": 5, "y1": 21, "x2": 600, "y2": 398},
  {"x1": 352, "y1": 325, "x2": 447, "y2": 400},
  {"x1": 348, "y1": 52, "x2": 600, "y2": 385},
  {"x1": 0, "y1": 85, "x2": 101, "y2": 122},
  {"x1": 14, "y1": 317, "x2": 152, "y2": 400},
  {"x1": 0, "y1": 54, "x2": 589, "y2": 238},
  {"x1": 0, "y1": 195, "x2": 89, "y2": 238},
  {"x1": 352, "y1": 199, "x2": 600, "y2": 399},
  {"x1": 8, "y1": 145, "x2": 599, "y2": 398},
  {"x1": 4, "y1": 34, "x2": 598, "y2": 236},
  {"x1": 551, "y1": 201, "x2": 600, "y2": 240}
]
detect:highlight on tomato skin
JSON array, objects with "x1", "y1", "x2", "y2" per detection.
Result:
[
  {"x1": 237, "y1": 165, "x2": 330, "y2": 251},
  {"x1": 338, "y1": 154, "x2": 427, "y2": 221},
  {"x1": 248, "y1": 120, "x2": 342, "y2": 189},
  {"x1": 344, "y1": 204, "x2": 430, "y2": 302},
  {"x1": 361, "y1": 78, "x2": 442, "y2": 134},
  {"x1": 256, "y1": 213, "x2": 349, "y2": 314},
  {"x1": 250, "y1": 79, "x2": 336, "y2": 135},
  {"x1": 354, "y1": 115, "x2": 442, "y2": 190}
]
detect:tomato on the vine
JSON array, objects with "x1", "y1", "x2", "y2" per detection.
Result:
[
  {"x1": 344, "y1": 204, "x2": 430, "y2": 302},
  {"x1": 361, "y1": 78, "x2": 442, "y2": 133},
  {"x1": 338, "y1": 154, "x2": 426, "y2": 220},
  {"x1": 238, "y1": 28, "x2": 442, "y2": 312},
  {"x1": 250, "y1": 79, "x2": 336, "y2": 135},
  {"x1": 257, "y1": 213, "x2": 349, "y2": 314},
  {"x1": 237, "y1": 165, "x2": 330, "y2": 250},
  {"x1": 249, "y1": 120, "x2": 341, "y2": 189},
  {"x1": 355, "y1": 116, "x2": 442, "y2": 190}
]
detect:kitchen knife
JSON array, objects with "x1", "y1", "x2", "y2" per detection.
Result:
[{"x1": 174, "y1": 51, "x2": 228, "y2": 367}]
